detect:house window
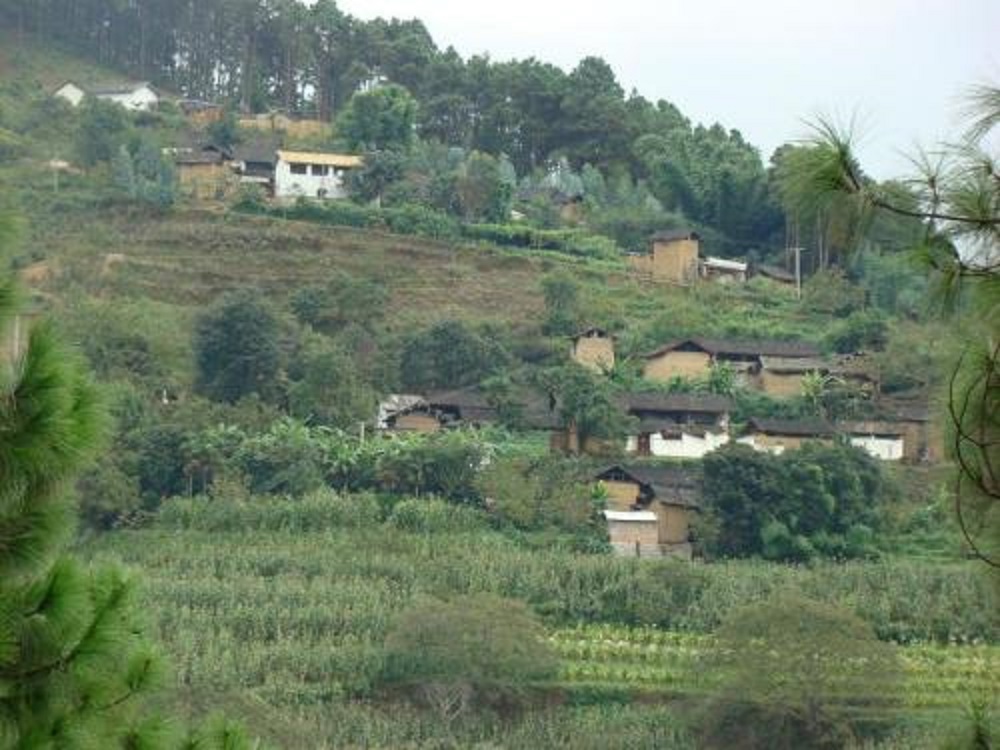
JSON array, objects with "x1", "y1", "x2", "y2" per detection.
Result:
[
  {"x1": 311, "y1": 164, "x2": 327, "y2": 176},
  {"x1": 290, "y1": 163, "x2": 307, "y2": 175}
]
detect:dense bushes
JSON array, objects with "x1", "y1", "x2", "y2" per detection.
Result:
[
  {"x1": 701, "y1": 442, "x2": 893, "y2": 561},
  {"x1": 188, "y1": 420, "x2": 489, "y2": 504},
  {"x1": 461, "y1": 223, "x2": 621, "y2": 260},
  {"x1": 379, "y1": 594, "x2": 557, "y2": 721},
  {"x1": 400, "y1": 319, "x2": 510, "y2": 392}
]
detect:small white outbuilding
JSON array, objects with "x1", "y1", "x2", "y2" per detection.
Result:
[{"x1": 274, "y1": 150, "x2": 363, "y2": 200}]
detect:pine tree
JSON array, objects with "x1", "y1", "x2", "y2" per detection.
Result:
[{"x1": 0, "y1": 211, "x2": 171, "y2": 747}]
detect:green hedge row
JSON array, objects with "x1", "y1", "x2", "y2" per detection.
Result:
[{"x1": 235, "y1": 197, "x2": 622, "y2": 260}]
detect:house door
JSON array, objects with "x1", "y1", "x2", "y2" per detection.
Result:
[{"x1": 637, "y1": 433, "x2": 651, "y2": 457}]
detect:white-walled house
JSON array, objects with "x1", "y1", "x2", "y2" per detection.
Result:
[
  {"x1": 55, "y1": 81, "x2": 159, "y2": 111},
  {"x1": 842, "y1": 422, "x2": 906, "y2": 461},
  {"x1": 625, "y1": 428, "x2": 730, "y2": 459},
  {"x1": 274, "y1": 150, "x2": 363, "y2": 200},
  {"x1": 622, "y1": 393, "x2": 732, "y2": 460},
  {"x1": 53, "y1": 82, "x2": 86, "y2": 107}
]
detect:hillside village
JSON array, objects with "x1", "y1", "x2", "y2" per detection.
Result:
[{"x1": 0, "y1": 10, "x2": 996, "y2": 750}]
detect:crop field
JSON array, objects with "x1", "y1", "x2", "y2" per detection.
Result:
[
  {"x1": 81, "y1": 497, "x2": 998, "y2": 748},
  {"x1": 550, "y1": 626, "x2": 998, "y2": 712}
]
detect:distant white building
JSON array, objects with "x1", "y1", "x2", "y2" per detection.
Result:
[
  {"x1": 274, "y1": 150, "x2": 363, "y2": 200},
  {"x1": 54, "y1": 81, "x2": 159, "y2": 111},
  {"x1": 626, "y1": 429, "x2": 730, "y2": 459},
  {"x1": 842, "y1": 423, "x2": 906, "y2": 462},
  {"x1": 701, "y1": 256, "x2": 748, "y2": 283},
  {"x1": 53, "y1": 82, "x2": 86, "y2": 107}
]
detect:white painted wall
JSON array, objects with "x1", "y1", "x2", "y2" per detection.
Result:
[
  {"x1": 736, "y1": 435, "x2": 785, "y2": 455},
  {"x1": 849, "y1": 435, "x2": 904, "y2": 461},
  {"x1": 274, "y1": 160, "x2": 351, "y2": 199},
  {"x1": 54, "y1": 83, "x2": 86, "y2": 106},
  {"x1": 626, "y1": 430, "x2": 730, "y2": 459}
]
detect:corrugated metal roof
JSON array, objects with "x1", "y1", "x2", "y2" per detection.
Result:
[
  {"x1": 703, "y1": 256, "x2": 747, "y2": 272},
  {"x1": 277, "y1": 150, "x2": 362, "y2": 168}
]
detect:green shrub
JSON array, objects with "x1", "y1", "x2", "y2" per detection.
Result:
[
  {"x1": 387, "y1": 497, "x2": 486, "y2": 533},
  {"x1": 379, "y1": 594, "x2": 558, "y2": 722},
  {"x1": 159, "y1": 489, "x2": 381, "y2": 532}
]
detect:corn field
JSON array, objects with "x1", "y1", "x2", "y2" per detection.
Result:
[{"x1": 82, "y1": 494, "x2": 998, "y2": 748}]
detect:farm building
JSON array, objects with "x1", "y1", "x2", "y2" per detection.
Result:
[
  {"x1": 274, "y1": 150, "x2": 363, "y2": 200},
  {"x1": 641, "y1": 337, "x2": 821, "y2": 394},
  {"x1": 756, "y1": 263, "x2": 797, "y2": 287},
  {"x1": 595, "y1": 464, "x2": 700, "y2": 559},
  {"x1": 55, "y1": 81, "x2": 158, "y2": 110},
  {"x1": 841, "y1": 421, "x2": 906, "y2": 461},
  {"x1": 623, "y1": 393, "x2": 731, "y2": 459},
  {"x1": 628, "y1": 229, "x2": 701, "y2": 285},
  {"x1": 881, "y1": 400, "x2": 942, "y2": 463},
  {"x1": 701, "y1": 256, "x2": 748, "y2": 283},
  {"x1": 758, "y1": 355, "x2": 827, "y2": 398},
  {"x1": 172, "y1": 144, "x2": 236, "y2": 201},
  {"x1": 830, "y1": 353, "x2": 881, "y2": 397},
  {"x1": 602, "y1": 511, "x2": 660, "y2": 556},
  {"x1": 570, "y1": 327, "x2": 616, "y2": 372},
  {"x1": 233, "y1": 137, "x2": 281, "y2": 192},
  {"x1": 554, "y1": 191, "x2": 585, "y2": 223},
  {"x1": 377, "y1": 394, "x2": 426, "y2": 429},
  {"x1": 178, "y1": 99, "x2": 224, "y2": 125},
  {"x1": 737, "y1": 417, "x2": 836, "y2": 455},
  {"x1": 385, "y1": 386, "x2": 560, "y2": 434}
]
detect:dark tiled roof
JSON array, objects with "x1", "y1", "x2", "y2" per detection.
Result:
[
  {"x1": 840, "y1": 421, "x2": 908, "y2": 438},
  {"x1": 623, "y1": 392, "x2": 732, "y2": 414},
  {"x1": 175, "y1": 150, "x2": 226, "y2": 165},
  {"x1": 595, "y1": 464, "x2": 701, "y2": 508},
  {"x1": 643, "y1": 337, "x2": 820, "y2": 360},
  {"x1": 757, "y1": 264, "x2": 797, "y2": 283},
  {"x1": 419, "y1": 386, "x2": 561, "y2": 430},
  {"x1": 746, "y1": 418, "x2": 836, "y2": 437},
  {"x1": 234, "y1": 136, "x2": 282, "y2": 166},
  {"x1": 651, "y1": 229, "x2": 700, "y2": 242}
]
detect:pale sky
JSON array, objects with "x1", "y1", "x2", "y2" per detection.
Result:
[{"x1": 336, "y1": 0, "x2": 999, "y2": 179}]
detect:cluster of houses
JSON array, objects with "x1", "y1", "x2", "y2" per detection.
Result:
[
  {"x1": 170, "y1": 141, "x2": 363, "y2": 202},
  {"x1": 52, "y1": 80, "x2": 363, "y2": 202},
  {"x1": 377, "y1": 308, "x2": 937, "y2": 559}
]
